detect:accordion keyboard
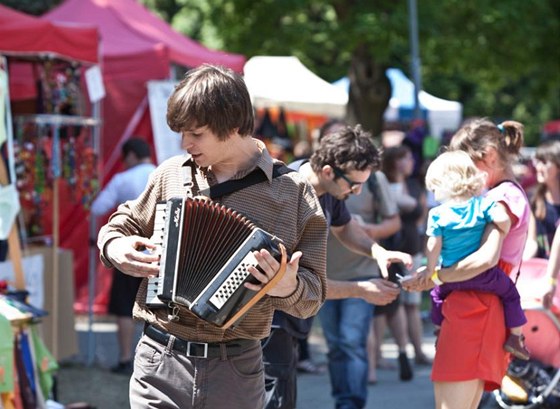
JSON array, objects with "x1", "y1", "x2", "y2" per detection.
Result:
[
  {"x1": 145, "y1": 203, "x2": 167, "y2": 307},
  {"x1": 208, "y1": 251, "x2": 258, "y2": 309}
]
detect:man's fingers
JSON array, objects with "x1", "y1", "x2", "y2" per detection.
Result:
[
  {"x1": 133, "y1": 248, "x2": 160, "y2": 263},
  {"x1": 254, "y1": 249, "x2": 279, "y2": 274},
  {"x1": 289, "y1": 251, "x2": 302, "y2": 266}
]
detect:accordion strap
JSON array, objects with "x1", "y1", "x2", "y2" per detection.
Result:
[
  {"x1": 206, "y1": 164, "x2": 294, "y2": 199},
  {"x1": 221, "y1": 243, "x2": 288, "y2": 329}
]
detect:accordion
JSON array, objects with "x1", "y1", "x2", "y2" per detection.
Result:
[{"x1": 146, "y1": 197, "x2": 287, "y2": 329}]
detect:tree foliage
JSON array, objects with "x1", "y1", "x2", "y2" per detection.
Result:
[
  {"x1": 153, "y1": 0, "x2": 559, "y2": 143},
  {"x1": 0, "y1": 0, "x2": 61, "y2": 15},
  {"x1": 3, "y1": 0, "x2": 558, "y2": 143}
]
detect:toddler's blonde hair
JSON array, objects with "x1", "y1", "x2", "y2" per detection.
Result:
[{"x1": 425, "y1": 150, "x2": 486, "y2": 201}]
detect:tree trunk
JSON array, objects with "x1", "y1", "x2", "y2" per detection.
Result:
[{"x1": 345, "y1": 44, "x2": 391, "y2": 138}]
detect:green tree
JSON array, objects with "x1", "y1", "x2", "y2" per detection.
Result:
[
  {"x1": 0, "y1": 0, "x2": 61, "y2": 15},
  {"x1": 419, "y1": 0, "x2": 560, "y2": 145},
  {"x1": 4, "y1": 0, "x2": 559, "y2": 143},
  {"x1": 171, "y1": 0, "x2": 413, "y2": 137},
  {"x1": 147, "y1": 0, "x2": 558, "y2": 142}
]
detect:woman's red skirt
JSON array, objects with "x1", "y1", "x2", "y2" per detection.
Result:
[{"x1": 432, "y1": 291, "x2": 510, "y2": 391}]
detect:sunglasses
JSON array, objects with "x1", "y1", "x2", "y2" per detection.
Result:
[{"x1": 332, "y1": 167, "x2": 363, "y2": 192}]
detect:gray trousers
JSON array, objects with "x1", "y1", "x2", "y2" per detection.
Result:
[{"x1": 129, "y1": 333, "x2": 266, "y2": 409}]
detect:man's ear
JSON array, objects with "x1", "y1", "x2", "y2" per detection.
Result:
[{"x1": 322, "y1": 165, "x2": 338, "y2": 181}]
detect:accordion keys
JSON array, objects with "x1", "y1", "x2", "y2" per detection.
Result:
[
  {"x1": 145, "y1": 197, "x2": 288, "y2": 329},
  {"x1": 146, "y1": 201, "x2": 178, "y2": 307},
  {"x1": 208, "y1": 252, "x2": 257, "y2": 309}
]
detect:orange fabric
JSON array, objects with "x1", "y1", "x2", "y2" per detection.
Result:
[
  {"x1": 432, "y1": 291, "x2": 510, "y2": 391},
  {"x1": 497, "y1": 259, "x2": 513, "y2": 276}
]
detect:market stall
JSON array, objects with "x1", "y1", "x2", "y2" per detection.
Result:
[
  {"x1": 43, "y1": 0, "x2": 246, "y2": 314},
  {"x1": 0, "y1": 5, "x2": 100, "y2": 404}
]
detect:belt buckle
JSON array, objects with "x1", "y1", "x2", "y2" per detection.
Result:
[{"x1": 186, "y1": 341, "x2": 208, "y2": 358}]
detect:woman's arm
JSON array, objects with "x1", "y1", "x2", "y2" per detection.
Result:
[
  {"x1": 522, "y1": 213, "x2": 538, "y2": 260},
  {"x1": 543, "y1": 224, "x2": 560, "y2": 309},
  {"x1": 438, "y1": 202, "x2": 512, "y2": 283},
  {"x1": 438, "y1": 223, "x2": 505, "y2": 282}
]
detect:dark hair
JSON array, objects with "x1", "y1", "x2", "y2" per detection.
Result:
[
  {"x1": 310, "y1": 124, "x2": 380, "y2": 173},
  {"x1": 166, "y1": 64, "x2": 254, "y2": 140},
  {"x1": 531, "y1": 139, "x2": 560, "y2": 220},
  {"x1": 449, "y1": 117, "x2": 524, "y2": 166},
  {"x1": 318, "y1": 118, "x2": 346, "y2": 141},
  {"x1": 122, "y1": 137, "x2": 151, "y2": 159},
  {"x1": 382, "y1": 145, "x2": 412, "y2": 183}
]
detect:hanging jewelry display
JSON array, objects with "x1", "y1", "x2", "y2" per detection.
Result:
[
  {"x1": 14, "y1": 115, "x2": 99, "y2": 240},
  {"x1": 38, "y1": 59, "x2": 83, "y2": 116}
]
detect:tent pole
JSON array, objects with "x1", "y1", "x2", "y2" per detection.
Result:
[
  {"x1": 87, "y1": 98, "x2": 102, "y2": 367},
  {"x1": 407, "y1": 0, "x2": 423, "y2": 120},
  {"x1": 1, "y1": 56, "x2": 25, "y2": 291},
  {"x1": 2, "y1": 56, "x2": 16, "y2": 184}
]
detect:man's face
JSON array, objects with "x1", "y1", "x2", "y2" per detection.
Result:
[
  {"x1": 181, "y1": 125, "x2": 229, "y2": 168},
  {"x1": 326, "y1": 166, "x2": 371, "y2": 201}
]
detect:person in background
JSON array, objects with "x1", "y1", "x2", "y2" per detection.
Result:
[
  {"x1": 265, "y1": 123, "x2": 411, "y2": 409},
  {"x1": 403, "y1": 118, "x2": 530, "y2": 409},
  {"x1": 523, "y1": 140, "x2": 560, "y2": 260},
  {"x1": 369, "y1": 144, "x2": 414, "y2": 382},
  {"x1": 402, "y1": 119, "x2": 428, "y2": 178},
  {"x1": 420, "y1": 150, "x2": 529, "y2": 360},
  {"x1": 295, "y1": 119, "x2": 350, "y2": 376},
  {"x1": 544, "y1": 224, "x2": 559, "y2": 311},
  {"x1": 387, "y1": 144, "x2": 432, "y2": 368},
  {"x1": 91, "y1": 137, "x2": 155, "y2": 375},
  {"x1": 326, "y1": 153, "x2": 404, "y2": 389},
  {"x1": 97, "y1": 64, "x2": 328, "y2": 409}
]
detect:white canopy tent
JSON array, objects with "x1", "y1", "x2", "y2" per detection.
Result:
[
  {"x1": 243, "y1": 56, "x2": 349, "y2": 118},
  {"x1": 333, "y1": 69, "x2": 463, "y2": 139}
]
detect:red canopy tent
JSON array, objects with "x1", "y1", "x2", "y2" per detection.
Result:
[
  {"x1": 41, "y1": 0, "x2": 246, "y2": 313},
  {"x1": 0, "y1": 3, "x2": 99, "y2": 99},
  {"x1": 1, "y1": 4, "x2": 100, "y2": 361},
  {"x1": 0, "y1": 4, "x2": 98, "y2": 64},
  {"x1": 44, "y1": 0, "x2": 245, "y2": 178}
]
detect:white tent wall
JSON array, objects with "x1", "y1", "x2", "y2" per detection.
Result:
[
  {"x1": 243, "y1": 56, "x2": 349, "y2": 118},
  {"x1": 146, "y1": 59, "x2": 462, "y2": 163},
  {"x1": 333, "y1": 70, "x2": 463, "y2": 139},
  {"x1": 418, "y1": 90, "x2": 462, "y2": 140}
]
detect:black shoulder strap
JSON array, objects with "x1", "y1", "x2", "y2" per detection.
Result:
[
  {"x1": 208, "y1": 163, "x2": 294, "y2": 199},
  {"x1": 367, "y1": 171, "x2": 379, "y2": 196}
]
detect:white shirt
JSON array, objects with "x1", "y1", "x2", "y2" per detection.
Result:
[{"x1": 91, "y1": 163, "x2": 156, "y2": 216}]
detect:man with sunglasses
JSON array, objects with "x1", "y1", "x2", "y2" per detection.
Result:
[{"x1": 263, "y1": 124, "x2": 410, "y2": 409}]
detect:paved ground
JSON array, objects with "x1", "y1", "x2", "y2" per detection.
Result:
[{"x1": 52, "y1": 315, "x2": 440, "y2": 408}]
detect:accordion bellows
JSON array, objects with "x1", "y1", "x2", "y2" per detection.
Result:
[{"x1": 147, "y1": 197, "x2": 287, "y2": 329}]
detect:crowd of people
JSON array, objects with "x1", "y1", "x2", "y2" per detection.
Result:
[{"x1": 92, "y1": 64, "x2": 559, "y2": 409}]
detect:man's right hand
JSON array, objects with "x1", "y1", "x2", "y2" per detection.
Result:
[
  {"x1": 357, "y1": 279, "x2": 400, "y2": 305},
  {"x1": 105, "y1": 236, "x2": 160, "y2": 277}
]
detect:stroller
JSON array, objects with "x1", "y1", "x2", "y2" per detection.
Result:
[{"x1": 484, "y1": 258, "x2": 560, "y2": 409}]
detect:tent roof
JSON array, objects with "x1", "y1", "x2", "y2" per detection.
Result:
[
  {"x1": 0, "y1": 4, "x2": 99, "y2": 64},
  {"x1": 333, "y1": 69, "x2": 462, "y2": 112},
  {"x1": 244, "y1": 56, "x2": 349, "y2": 117},
  {"x1": 44, "y1": 0, "x2": 245, "y2": 72}
]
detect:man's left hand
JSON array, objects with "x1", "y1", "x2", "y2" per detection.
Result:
[{"x1": 245, "y1": 249, "x2": 301, "y2": 297}]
